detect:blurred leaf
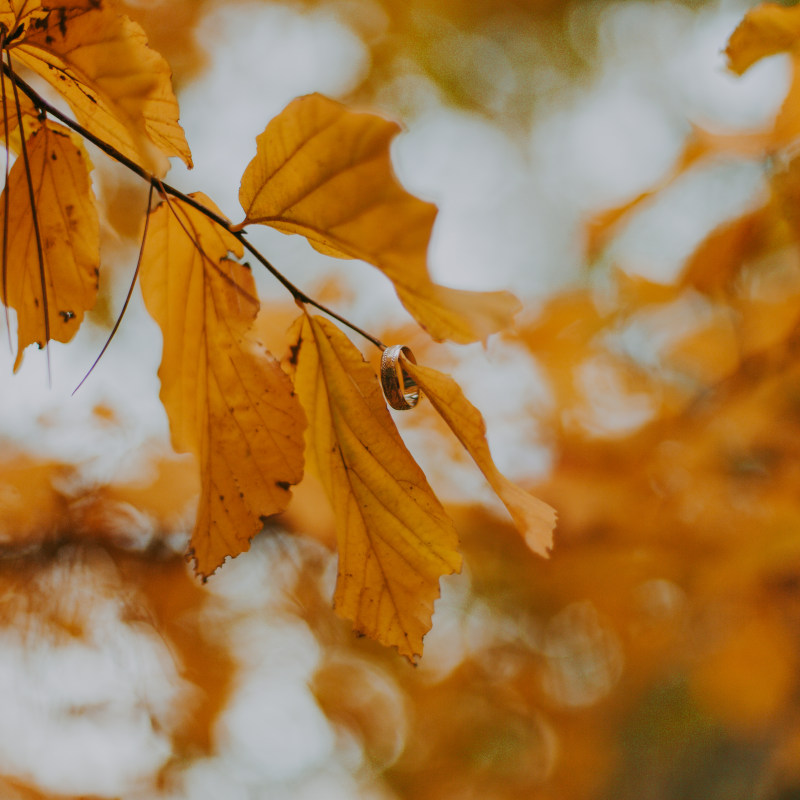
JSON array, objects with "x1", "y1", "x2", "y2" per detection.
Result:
[{"x1": 725, "y1": 2, "x2": 800, "y2": 76}]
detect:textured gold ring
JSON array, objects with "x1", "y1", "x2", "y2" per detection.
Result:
[{"x1": 380, "y1": 345, "x2": 420, "y2": 410}]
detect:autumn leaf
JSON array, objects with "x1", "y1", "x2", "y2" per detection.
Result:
[
  {"x1": 237, "y1": 93, "x2": 519, "y2": 344},
  {"x1": 0, "y1": 120, "x2": 99, "y2": 370},
  {"x1": 401, "y1": 357, "x2": 555, "y2": 557},
  {"x1": 725, "y1": 2, "x2": 800, "y2": 75},
  {"x1": 6, "y1": 0, "x2": 191, "y2": 175},
  {"x1": 0, "y1": 0, "x2": 45, "y2": 38},
  {"x1": 289, "y1": 313, "x2": 461, "y2": 660},
  {"x1": 139, "y1": 192, "x2": 305, "y2": 578},
  {"x1": 0, "y1": 73, "x2": 41, "y2": 150}
]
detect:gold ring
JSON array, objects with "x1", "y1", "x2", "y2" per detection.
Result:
[{"x1": 380, "y1": 345, "x2": 420, "y2": 410}]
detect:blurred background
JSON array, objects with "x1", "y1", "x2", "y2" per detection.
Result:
[{"x1": 2, "y1": 0, "x2": 800, "y2": 797}]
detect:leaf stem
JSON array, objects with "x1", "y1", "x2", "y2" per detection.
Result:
[
  {"x1": 73, "y1": 182, "x2": 156, "y2": 394},
  {"x1": 0, "y1": 41, "x2": 12, "y2": 351},
  {"x1": 0, "y1": 62, "x2": 386, "y2": 351}
]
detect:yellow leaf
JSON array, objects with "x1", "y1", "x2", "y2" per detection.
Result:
[
  {"x1": 238, "y1": 93, "x2": 519, "y2": 344},
  {"x1": 0, "y1": 0, "x2": 45, "y2": 38},
  {"x1": 725, "y1": 3, "x2": 800, "y2": 75},
  {"x1": 139, "y1": 193, "x2": 306, "y2": 578},
  {"x1": 8, "y1": 1, "x2": 191, "y2": 174},
  {"x1": 289, "y1": 313, "x2": 461, "y2": 660},
  {"x1": 0, "y1": 121, "x2": 99, "y2": 370},
  {"x1": 401, "y1": 357, "x2": 556, "y2": 556},
  {"x1": 0, "y1": 73, "x2": 42, "y2": 152}
]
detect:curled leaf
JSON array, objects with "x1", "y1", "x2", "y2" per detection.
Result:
[
  {"x1": 139, "y1": 193, "x2": 306, "y2": 578},
  {"x1": 238, "y1": 93, "x2": 519, "y2": 344},
  {"x1": 401, "y1": 357, "x2": 556, "y2": 556},
  {"x1": 1, "y1": 121, "x2": 99, "y2": 370},
  {"x1": 289, "y1": 313, "x2": 461, "y2": 660}
]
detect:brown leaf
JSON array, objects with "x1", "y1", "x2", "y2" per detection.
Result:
[
  {"x1": 8, "y1": 1, "x2": 191, "y2": 174},
  {"x1": 0, "y1": 121, "x2": 99, "y2": 370},
  {"x1": 289, "y1": 313, "x2": 461, "y2": 660},
  {"x1": 139, "y1": 192, "x2": 306, "y2": 578},
  {"x1": 401, "y1": 357, "x2": 556, "y2": 556},
  {"x1": 238, "y1": 93, "x2": 519, "y2": 344}
]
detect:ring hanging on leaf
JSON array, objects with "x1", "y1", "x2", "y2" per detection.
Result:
[{"x1": 381, "y1": 345, "x2": 420, "y2": 410}]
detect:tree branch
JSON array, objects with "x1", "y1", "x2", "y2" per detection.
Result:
[{"x1": 0, "y1": 61, "x2": 386, "y2": 352}]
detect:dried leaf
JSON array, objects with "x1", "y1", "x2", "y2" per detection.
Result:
[
  {"x1": 725, "y1": 3, "x2": 800, "y2": 75},
  {"x1": 0, "y1": 121, "x2": 99, "y2": 370},
  {"x1": 9, "y1": 1, "x2": 191, "y2": 174},
  {"x1": 401, "y1": 357, "x2": 555, "y2": 556},
  {"x1": 238, "y1": 93, "x2": 519, "y2": 344},
  {"x1": 289, "y1": 313, "x2": 461, "y2": 660},
  {"x1": 139, "y1": 193, "x2": 305, "y2": 578}
]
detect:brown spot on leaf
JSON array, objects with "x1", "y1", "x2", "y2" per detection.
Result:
[{"x1": 287, "y1": 336, "x2": 302, "y2": 366}]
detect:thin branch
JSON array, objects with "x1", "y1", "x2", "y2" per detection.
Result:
[
  {"x1": 0, "y1": 61, "x2": 387, "y2": 352},
  {"x1": 73, "y1": 182, "x2": 156, "y2": 395},
  {"x1": 0, "y1": 42, "x2": 12, "y2": 351},
  {"x1": 234, "y1": 233, "x2": 386, "y2": 350},
  {"x1": 7, "y1": 53, "x2": 50, "y2": 381}
]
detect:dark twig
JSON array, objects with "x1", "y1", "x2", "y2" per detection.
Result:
[
  {"x1": 0, "y1": 42, "x2": 12, "y2": 350},
  {"x1": 7, "y1": 54, "x2": 50, "y2": 381}
]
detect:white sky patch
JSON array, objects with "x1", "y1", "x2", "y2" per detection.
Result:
[
  {"x1": 532, "y1": 75, "x2": 685, "y2": 211},
  {"x1": 393, "y1": 110, "x2": 557, "y2": 294}
]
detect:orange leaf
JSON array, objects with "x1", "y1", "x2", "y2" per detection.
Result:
[
  {"x1": 679, "y1": 207, "x2": 768, "y2": 294},
  {"x1": 289, "y1": 313, "x2": 461, "y2": 660},
  {"x1": 401, "y1": 357, "x2": 556, "y2": 556},
  {"x1": 139, "y1": 193, "x2": 306, "y2": 578},
  {"x1": 238, "y1": 93, "x2": 519, "y2": 344},
  {"x1": 725, "y1": 3, "x2": 800, "y2": 75},
  {"x1": 0, "y1": 121, "x2": 99, "y2": 370},
  {"x1": 8, "y1": 0, "x2": 191, "y2": 174}
]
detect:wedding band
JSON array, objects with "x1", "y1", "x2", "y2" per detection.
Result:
[{"x1": 380, "y1": 345, "x2": 420, "y2": 410}]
